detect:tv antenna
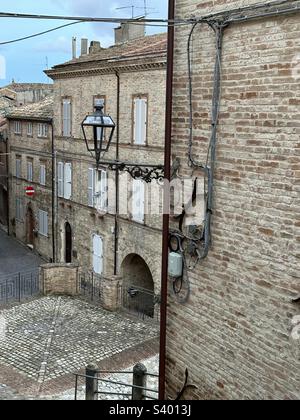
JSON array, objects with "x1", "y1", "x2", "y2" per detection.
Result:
[{"x1": 115, "y1": 3, "x2": 156, "y2": 19}]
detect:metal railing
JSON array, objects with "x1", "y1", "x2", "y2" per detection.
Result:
[
  {"x1": 74, "y1": 363, "x2": 159, "y2": 401},
  {"x1": 122, "y1": 285, "x2": 161, "y2": 322},
  {"x1": 0, "y1": 268, "x2": 39, "y2": 306},
  {"x1": 79, "y1": 271, "x2": 102, "y2": 303}
]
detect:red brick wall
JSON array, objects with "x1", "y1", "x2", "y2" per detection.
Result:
[{"x1": 167, "y1": 0, "x2": 300, "y2": 400}]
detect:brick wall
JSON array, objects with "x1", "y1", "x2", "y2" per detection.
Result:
[{"x1": 167, "y1": 0, "x2": 300, "y2": 400}]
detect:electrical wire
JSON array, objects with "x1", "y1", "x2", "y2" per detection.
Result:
[{"x1": 0, "y1": 21, "x2": 82, "y2": 46}]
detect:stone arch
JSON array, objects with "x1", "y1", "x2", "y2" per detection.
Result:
[{"x1": 121, "y1": 253, "x2": 155, "y2": 318}]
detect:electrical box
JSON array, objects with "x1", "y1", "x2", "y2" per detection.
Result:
[{"x1": 168, "y1": 252, "x2": 183, "y2": 278}]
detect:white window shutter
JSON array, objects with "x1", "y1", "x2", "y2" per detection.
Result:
[
  {"x1": 93, "y1": 235, "x2": 103, "y2": 275},
  {"x1": 40, "y1": 165, "x2": 46, "y2": 185},
  {"x1": 88, "y1": 168, "x2": 94, "y2": 207},
  {"x1": 58, "y1": 162, "x2": 64, "y2": 198},
  {"x1": 64, "y1": 163, "x2": 72, "y2": 199},
  {"x1": 132, "y1": 179, "x2": 145, "y2": 223},
  {"x1": 63, "y1": 100, "x2": 71, "y2": 137},
  {"x1": 140, "y1": 98, "x2": 147, "y2": 145},
  {"x1": 100, "y1": 170, "x2": 108, "y2": 211},
  {"x1": 134, "y1": 98, "x2": 147, "y2": 145}
]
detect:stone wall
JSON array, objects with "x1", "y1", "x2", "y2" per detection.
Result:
[
  {"x1": 52, "y1": 65, "x2": 166, "y2": 296},
  {"x1": 8, "y1": 121, "x2": 53, "y2": 261},
  {"x1": 41, "y1": 263, "x2": 79, "y2": 296},
  {"x1": 167, "y1": 0, "x2": 300, "y2": 400}
]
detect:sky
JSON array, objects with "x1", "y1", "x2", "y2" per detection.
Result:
[{"x1": 0, "y1": 0, "x2": 168, "y2": 86}]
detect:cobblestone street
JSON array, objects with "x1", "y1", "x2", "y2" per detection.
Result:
[
  {"x1": 0, "y1": 229, "x2": 43, "y2": 276},
  {"x1": 0, "y1": 296, "x2": 159, "y2": 400}
]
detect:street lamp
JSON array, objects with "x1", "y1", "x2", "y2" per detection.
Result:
[
  {"x1": 81, "y1": 99, "x2": 115, "y2": 167},
  {"x1": 81, "y1": 99, "x2": 164, "y2": 182}
]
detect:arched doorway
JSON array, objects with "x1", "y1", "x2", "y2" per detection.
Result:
[
  {"x1": 121, "y1": 254, "x2": 155, "y2": 318},
  {"x1": 26, "y1": 205, "x2": 35, "y2": 246},
  {"x1": 65, "y1": 222, "x2": 72, "y2": 263}
]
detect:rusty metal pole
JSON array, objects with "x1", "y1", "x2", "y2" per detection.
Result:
[{"x1": 159, "y1": 0, "x2": 175, "y2": 401}]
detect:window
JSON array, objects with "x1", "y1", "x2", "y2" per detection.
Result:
[
  {"x1": 133, "y1": 96, "x2": 147, "y2": 145},
  {"x1": 92, "y1": 234, "x2": 103, "y2": 275},
  {"x1": 27, "y1": 122, "x2": 33, "y2": 136},
  {"x1": 88, "y1": 168, "x2": 108, "y2": 211},
  {"x1": 62, "y1": 99, "x2": 72, "y2": 137},
  {"x1": 132, "y1": 179, "x2": 145, "y2": 224},
  {"x1": 40, "y1": 164, "x2": 46, "y2": 186},
  {"x1": 38, "y1": 123, "x2": 48, "y2": 138},
  {"x1": 14, "y1": 121, "x2": 21, "y2": 135},
  {"x1": 58, "y1": 162, "x2": 72, "y2": 199},
  {"x1": 27, "y1": 160, "x2": 33, "y2": 182},
  {"x1": 16, "y1": 198, "x2": 23, "y2": 221},
  {"x1": 38, "y1": 210, "x2": 48, "y2": 236},
  {"x1": 16, "y1": 158, "x2": 21, "y2": 178}
]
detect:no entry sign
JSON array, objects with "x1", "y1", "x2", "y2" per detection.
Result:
[{"x1": 25, "y1": 186, "x2": 35, "y2": 197}]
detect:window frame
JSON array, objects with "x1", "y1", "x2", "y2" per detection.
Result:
[
  {"x1": 62, "y1": 97, "x2": 72, "y2": 137},
  {"x1": 38, "y1": 209, "x2": 48, "y2": 237},
  {"x1": 14, "y1": 121, "x2": 22, "y2": 135},
  {"x1": 40, "y1": 163, "x2": 46, "y2": 186},
  {"x1": 27, "y1": 122, "x2": 33, "y2": 137},
  {"x1": 16, "y1": 198, "x2": 23, "y2": 222},
  {"x1": 132, "y1": 94, "x2": 148, "y2": 146},
  {"x1": 27, "y1": 160, "x2": 33, "y2": 182}
]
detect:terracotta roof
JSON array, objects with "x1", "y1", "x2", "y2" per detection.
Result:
[
  {"x1": 3, "y1": 83, "x2": 54, "y2": 92},
  {"x1": 52, "y1": 33, "x2": 167, "y2": 69},
  {"x1": 7, "y1": 96, "x2": 53, "y2": 121}
]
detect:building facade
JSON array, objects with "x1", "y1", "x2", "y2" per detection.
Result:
[
  {"x1": 7, "y1": 97, "x2": 54, "y2": 261},
  {"x1": 45, "y1": 27, "x2": 167, "y2": 313},
  {"x1": 1, "y1": 83, "x2": 54, "y2": 107},
  {"x1": 166, "y1": 0, "x2": 300, "y2": 400}
]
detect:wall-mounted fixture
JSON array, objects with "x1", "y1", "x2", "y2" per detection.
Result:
[
  {"x1": 168, "y1": 252, "x2": 183, "y2": 278},
  {"x1": 81, "y1": 99, "x2": 116, "y2": 168}
]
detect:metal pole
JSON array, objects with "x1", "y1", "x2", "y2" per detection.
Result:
[
  {"x1": 5, "y1": 133, "x2": 10, "y2": 235},
  {"x1": 132, "y1": 363, "x2": 147, "y2": 400},
  {"x1": 159, "y1": 0, "x2": 174, "y2": 401},
  {"x1": 85, "y1": 364, "x2": 98, "y2": 401}
]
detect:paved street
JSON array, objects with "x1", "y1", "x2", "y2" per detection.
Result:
[
  {"x1": 0, "y1": 296, "x2": 159, "y2": 399},
  {"x1": 0, "y1": 229, "x2": 43, "y2": 276}
]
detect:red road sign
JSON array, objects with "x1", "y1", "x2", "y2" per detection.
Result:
[{"x1": 25, "y1": 186, "x2": 35, "y2": 197}]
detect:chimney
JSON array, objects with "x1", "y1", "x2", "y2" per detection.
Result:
[
  {"x1": 114, "y1": 19, "x2": 145, "y2": 45},
  {"x1": 89, "y1": 41, "x2": 101, "y2": 55},
  {"x1": 81, "y1": 38, "x2": 88, "y2": 56},
  {"x1": 72, "y1": 37, "x2": 77, "y2": 59}
]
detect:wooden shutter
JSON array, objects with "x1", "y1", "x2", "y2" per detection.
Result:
[
  {"x1": 134, "y1": 97, "x2": 147, "y2": 145},
  {"x1": 132, "y1": 179, "x2": 145, "y2": 223},
  {"x1": 88, "y1": 168, "x2": 94, "y2": 207},
  {"x1": 93, "y1": 234, "x2": 103, "y2": 275},
  {"x1": 40, "y1": 164, "x2": 46, "y2": 186},
  {"x1": 58, "y1": 162, "x2": 64, "y2": 197},
  {"x1": 63, "y1": 99, "x2": 71, "y2": 137},
  {"x1": 100, "y1": 170, "x2": 108, "y2": 211},
  {"x1": 64, "y1": 163, "x2": 72, "y2": 200}
]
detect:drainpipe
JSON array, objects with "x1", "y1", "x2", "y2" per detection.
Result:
[
  {"x1": 114, "y1": 71, "x2": 120, "y2": 275},
  {"x1": 5, "y1": 132, "x2": 10, "y2": 236},
  {"x1": 51, "y1": 120, "x2": 56, "y2": 263},
  {"x1": 159, "y1": 0, "x2": 175, "y2": 401}
]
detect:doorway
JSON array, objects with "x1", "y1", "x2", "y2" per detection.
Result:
[
  {"x1": 65, "y1": 222, "x2": 72, "y2": 263},
  {"x1": 26, "y1": 206, "x2": 35, "y2": 246}
]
